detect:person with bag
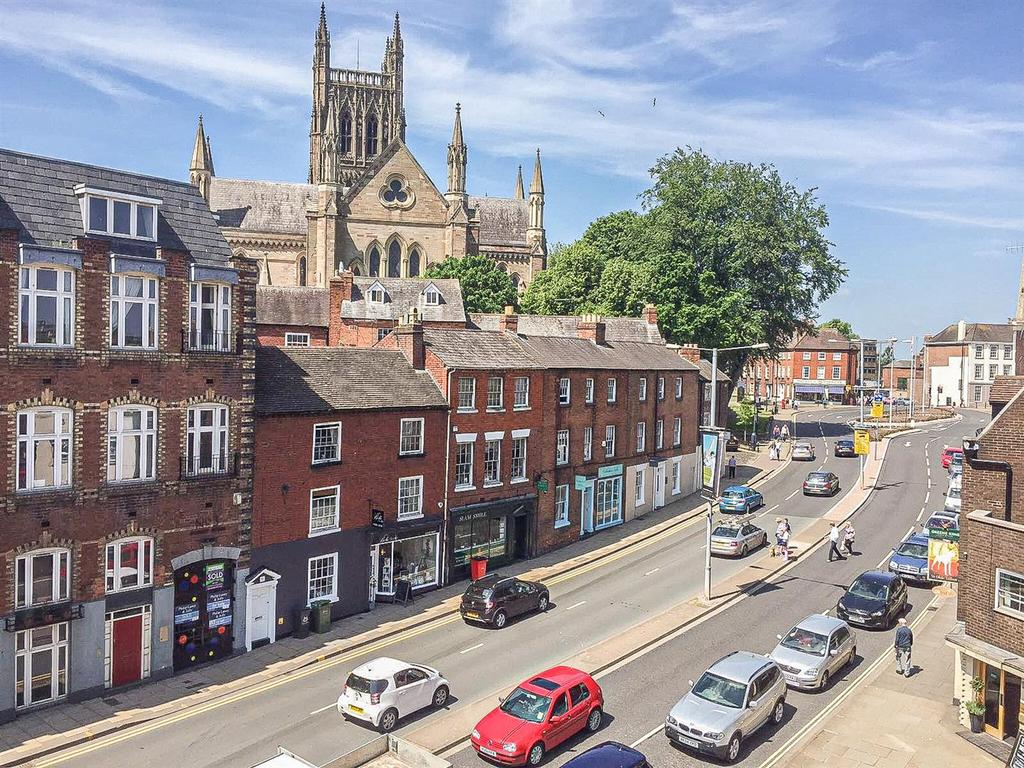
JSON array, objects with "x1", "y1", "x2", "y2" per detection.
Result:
[{"x1": 843, "y1": 523, "x2": 856, "y2": 555}]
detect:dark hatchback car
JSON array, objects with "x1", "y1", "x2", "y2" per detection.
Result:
[
  {"x1": 836, "y1": 570, "x2": 908, "y2": 629},
  {"x1": 834, "y1": 439, "x2": 855, "y2": 458},
  {"x1": 802, "y1": 471, "x2": 840, "y2": 496},
  {"x1": 460, "y1": 574, "x2": 549, "y2": 629},
  {"x1": 561, "y1": 742, "x2": 648, "y2": 768}
]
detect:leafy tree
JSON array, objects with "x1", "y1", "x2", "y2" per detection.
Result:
[
  {"x1": 519, "y1": 242, "x2": 605, "y2": 315},
  {"x1": 819, "y1": 318, "x2": 857, "y2": 339},
  {"x1": 879, "y1": 344, "x2": 894, "y2": 367},
  {"x1": 423, "y1": 254, "x2": 518, "y2": 314}
]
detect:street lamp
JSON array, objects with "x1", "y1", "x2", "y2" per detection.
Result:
[
  {"x1": 699, "y1": 341, "x2": 770, "y2": 603},
  {"x1": 900, "y1": 337, "x2": 916, "y2": 421}
]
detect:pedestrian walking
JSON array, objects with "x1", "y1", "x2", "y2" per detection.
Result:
[
  {"x1": 827, "y1": 523, "x2": 845, "y2": 561},
  {"x1": 769, "y1": 442, "x2": 777, "y2": 461},
  {"x1": 781, "y1": 423, "x2": 790, "y2": 441},
  {"x1": 779, "y1": 524, "x2": 791, "y2": 562},
  {"x1": 894, "y1": 618, "x2": 914, "y2": 677},
  {"x1": 843, "y1": 523, "x2": 856, "y2": 555},
  {"x1": 773, "y1": 517, "x2": 785, "y2": 557},
  {"x1": 727, "y1": 456, "x2": 737, "y2": 479},
  {"x1": 773, "y1": 424, "x2": 780, "y2": 441}
]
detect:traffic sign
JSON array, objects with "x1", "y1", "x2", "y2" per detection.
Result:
[
  {"x1": 854, "y1": 430, "x2": 870, "y2": 455},
  {"x1": 871, "y1": 403, "x2": 884, "y2": 419}
]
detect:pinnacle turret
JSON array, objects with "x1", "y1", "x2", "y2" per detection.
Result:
[
  {"x1": 514, "y1": 165, "x2": 525, "y2": 199},
  {"x1": 530, "y1": 148, "x2": 544, "y2": 195}
]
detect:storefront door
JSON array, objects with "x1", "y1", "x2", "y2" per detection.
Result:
[
  {"x1": 374, "y1": 532, "x2": 439, "y2": 598},
  {"x1": 981, "y1": 664, "x2": 1021, "y2": 740},
  {"x1": 580, "y1": 482, "x2": 594, "y2": 536},
  {"x1": 111, "y1": 612, "x2": 143, "y2": 687},
  {"x1": 654, "y1": 464, "x2": 666, "y2": 509}
]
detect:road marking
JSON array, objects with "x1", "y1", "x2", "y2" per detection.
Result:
[
  {"x1": 763, "y1": 504, "x2": 780, "y2": 516},
  {"x1": 631, "y1": 723, "x2": 664, "y2": 748},
  {"x1": 565, "y1": 600, "x2": 586, "y2": 611},
  {"x1": 904, "y1": 441, "x2": 912, "y2": 447},
  {"x1": 309, "y1": 702, "x2": 336, "y2": 716},
  {"x1": 644, "y1": 567, "x2": 661, "y2": 577},
  {"x1": 459, "y1": 643, "x2": 484, "y2": 655},
  {"x1": 924, "y1": 491, "x2": 930, "y2": 504},
  {"x1": 785, "y1": 489, "x2": 800, "y2": 501},
  {"x1": 917, "y1": 508, "x2": 924, "y2": 522}
]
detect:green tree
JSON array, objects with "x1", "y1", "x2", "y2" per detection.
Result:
[
  {"x1": 423, "y1": 254, "x2": 518, "y2": 314},
  {"x1": 819, "y1": 318, "x2": 857, "y2": 338},
  {"x1": 519, "y1": 241, "x2": 605, "y2": 315},
  {"x1": 879, "y1": 344, "x2": 894, "y2": 367}
]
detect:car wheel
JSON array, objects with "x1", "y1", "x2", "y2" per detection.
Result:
[
  {"x1": 527, "y1": 742, "x2": 545, "y2": 766},
  {"x1": 378, "y1": 708, "x2": 399, "y2": 733},
  {"x1": 820, "y1": 671, "x2": 830, "y2": 690},
  {"x1": 493, "y1": 610, "x2": 507, "y2": 629},
  {"x1": 772, "y1": 698, "x2": 785, "y2": 725},
  {"x1": 587, "y1": 707, "x2": 603, "y2": 732},
  {"x1": 537, "y1": 595, "x2": 549, "y2": 613},
  {"x1": 433, "y1": 685, "x2": 449, "y2": 708},
  {"x1": 725, "y1": 733, "x2": 742, "y2": 764},
  {"x1": 740, "y1": 544, "x2": 748, "y2": 557},
  {"x1": 848, "y1": 647, "x2": 856, "y2": 666}
]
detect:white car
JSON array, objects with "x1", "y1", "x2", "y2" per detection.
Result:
[
  {"x1": 337, "y1": 657, "x2": 450, "y2": 732},
  {"x1": 944, "y1": 485, "x2": 961, "y2": 513}
]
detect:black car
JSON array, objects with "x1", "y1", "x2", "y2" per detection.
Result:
[
  {"x1": 725, "y1": 435, "x2": 740, "y2": 452},
  {"x1": 459, "y1": 574, "x2": 549, "y2": 629},
  {"x1": 834, "y1": 439, "x2": 855, "y2": 458},
  {"x1": 836, "y1": 570, "x2": 908, "y2": 629},
  {"x1": 562, "y1": 742, "x2": 649, "y2": 768}
]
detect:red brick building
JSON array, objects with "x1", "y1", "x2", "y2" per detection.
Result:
[
  {"x1": 742, "y1": 328, "x2": 859, "y2": 405},
  {"x1": 0, "y1": 148, "x2": 255, "y2": 719},
  {"x1": 949, "y1": 375, "x2": 1024, "y2": 745},
  {"x1": 253, "y1": 345, "x2": 447, "y2": 635}
]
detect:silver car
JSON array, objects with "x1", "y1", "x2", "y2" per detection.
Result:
[
  {"x1": 791, "y1": 441, "x2": 815, "y2": 461},
  {"x1": 944, "y1": 485, "x2": 961, "y2": 514},
  {"x1": 665, "y1": 651, "x2": 787, "y2": 764},
  {"x1": 769, "y1": 614, "x2": 856, "y2": 690},
  {"x1": 710, "y1": 522, "x2": 768, "y2": 557}
]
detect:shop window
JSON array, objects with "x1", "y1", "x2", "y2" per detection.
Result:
[
  {"x1": 453, "y1": 515, "x2": 506, "y2": 569},
  {"x1": 455, "y1": 442, "x2": 474, "y2": 489},
  {"x1": 583, "y1": 427, "x2": 593, "y2": 461},
  {"x1": 636, "y1": 422, "x2": 646, "y2": 452},
  {"x1": 309, "y1": 486, "x2": 340, "y2": 535},
  {"x1": 595, "y1": 476, "x2": 622, "y2": 529},
  {"x1": 110, "y1": 275, "x2": 158, "y2": 349},
  {"x1": 285, "y1": 333, "x2": 310, "y2": 347},
  {"x1": 556, "y1": 430, "x2": 569, "y2": 465},
  {"x1": 458, "y1": 378, "x2": 476, "y2": 411},
  {"x1": 639, "y1": 378, "x2": 647, "y2": 402},
  {"x1": 511, "y1": 437, "x2": 527, "y2": 481},
  {"x1": 188, "y1": 282, "x2": 232, "y2": 352},
  {"x1": 376, "y1": 534, "x2": 438, "y2": 594},
  {"x1": 605, "y1": 425, "x2": 616, "y2": 458},
  {"x1": 107, "y1": 406, "x2": 157, "y2": 483},
  {"x1": 398, "y1": 476, "x2": 423, "y2": 519},
  {"x1": 555, "y1": 485, "x2": 570, "y2": 528},
  {"x1": 559, "y1": 378, "x2": 571, "y2": 405},
  {"x1": 186, "y1": 404, "x2": 229, "y2": 476},
  {"x1": 514, "y1": 377, "x2": 530, "y2": 409},
  {"x1": 17, "y1": 408, "x2": 73, "y2": 491},
  {"x1": 399, "y1": 418, "x2": 424, "y2": 456},
  {"x1": 15, "y1": 549, "x2": 70, "y2": 608},
  {"x1": 307, "y1": 554, "x2": 338, "y2": 604},
  {"x1": 16, "y1": 623, "x2": 68, "y2": 708},
  {"x1": 483, "y1": 440, "x2": 502, "y2": 486},
  {"x1": 585, "y1": 378, "x2": 594, "y2": 404},
  {"x1": 487, "y1": 377, "x2": 504, "y2": 410},
  {"x1": 105, "y1": 537, "x2": 153, "y2": 593},
  {"x1": 312, "y1": 422, "x2": 341, "y2": 464},
  {"x1": 607, "y1": 378, "x2": 617, "y2": 403}
]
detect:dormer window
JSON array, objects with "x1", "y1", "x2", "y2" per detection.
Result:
[
  {"x1": 75, "y1": 186, "x2": 160, "y2": 242},
  {"x1": 423, "y1": 284, "x2": 441, "y2": 306},
  {"x1": 367, "y1": 281, "x2": 387, "y2": 304}
]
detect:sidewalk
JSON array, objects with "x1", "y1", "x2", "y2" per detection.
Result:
[
  {"x1": 772, "y1": 588, "x2": 1000, "y2": 768},
  {"x1": 0, "y1": 451, "x2": 787, "y2": 763}
]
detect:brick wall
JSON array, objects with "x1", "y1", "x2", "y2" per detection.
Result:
[{"x1": 256, "y1": 323, "x2": 328, "y2": 348}]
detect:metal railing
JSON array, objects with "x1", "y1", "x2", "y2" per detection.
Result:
[
  {"x1": 183, "y1": 329, "x2": 234, "y2": 354},
  {"x1": 180, "y1": 452, "x2": 237, "y2": 479}
]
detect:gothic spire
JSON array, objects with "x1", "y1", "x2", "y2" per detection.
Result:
[
  {"x1": 450, "y1": 102, "x2": 464, "y2": 147},
  {"x1": 392, "y1": 12, "x2": 402, "y2": 47},
  {"x1": 514, "y1": 165, "x2": 525, "y2": 199},
  {"x1": 205, "y1": 135, "x2": 215, "y2": 176},
  {"x1": 530, "y1": 148, "x2": 544, "y2": 195},
  {"x1": 447, "y1": 103, "x2": 467, "y2": 199},
  {"x1": 190, "y1": 114, "x2": 209, "y2": 173},
  {"x1": 317, "y1": 2, "x2": 329, "y2": 43}
]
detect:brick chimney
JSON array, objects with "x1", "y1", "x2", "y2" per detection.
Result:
[
  {"x1": 642, "y1": 303, "x2": 658, "y2": 326},
  {"x1": 676, "y1": 343, "x2": 701, "y2": 365},
  {"x1": 394, "y1": 313, "x2": 425, "y2": 370},
  {"x1": 578, "y1": 313, "x2": 606, "y2": 345},
  {"x1": 328, "y1": 270, "x2": 355, "y2": 346},
  {"x1": 499, "y1": 305, "x2": 519, "y2": 334}
]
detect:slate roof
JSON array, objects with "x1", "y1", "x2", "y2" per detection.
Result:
[
  {"x1": 0, "y1": 148, "x2": 232, "y2": 265},
  {"x1": 469, "y1": 313, "x2": 664, "y2": 344},
  {"x1": 470, "y1": 197, "x2": 528, "y2": 247},
  {"x1": 927, "y1": 322, "x2": 1016, "y2": 344},
  {"x1": 255, "y1": 347, "x2": 447, "y2": 415},
  {"x1": 209, "y1": 177, "x2": 316, "y2": 234},
  {"x1": 516, "y1": 335, "x2": 696, "y2": 371},
  {"x1": 344, "y1": 278, "x2": 466, "y2": 323},
  {"x1": 792, "y1": 327, "x2": 855, "y2": 350},
  {"x1": 696, "y1": 358, "x2": 730, "y2": 382},
  {"x1": 256, "y1": 286, "x2": 329, "y2": 327},
  {"x1": 989, "y1": 375, "x2": 1024, "y2": 405},
  {"x1": 423, "y1": 328, "x2": 541, "y2": 369}
]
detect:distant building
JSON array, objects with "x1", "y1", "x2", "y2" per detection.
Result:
[
  {"x1": 923, "y1": 321, "x2": 1019, "y2": 408},
  {"x1": 741, "y1": 327, "x2": 859, "y2": 405}
]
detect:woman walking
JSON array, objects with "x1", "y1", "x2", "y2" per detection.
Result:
[{"x1": 844, "y1": 523, "x2": 856, "y2": 555}]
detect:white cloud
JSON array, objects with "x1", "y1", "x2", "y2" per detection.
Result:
[
  {"x1": 826, "y1": 42, "x2": 936, "y2": 73},
  {"x1": 857, "y1": 204, "x2": 1024, "y2": 231}
]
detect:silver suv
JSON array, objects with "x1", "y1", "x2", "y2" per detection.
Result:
[{"x1": 665, "y1": 651, "x2": 786, "y2": 764}]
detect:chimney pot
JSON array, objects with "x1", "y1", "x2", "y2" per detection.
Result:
[
  {"x1": 394, "y1": 315, "x2": 425, "y2": 369},
  {"x1": 499, "y1": 306, "x2": 519, "y2": 334},
  {"x1": 642, "y1": 303, "x2": 658, "y2": 326},
  {"x1": 578, "y1": 314, "x2": 606, "y2": 345}
]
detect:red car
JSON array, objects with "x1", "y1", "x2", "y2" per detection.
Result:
[
  {"x1": 941, "y1": 447, "x2": 962, "y2": 469},
  {"x1": 471, "y1": 666, "x2": 604, "y2": 766}
]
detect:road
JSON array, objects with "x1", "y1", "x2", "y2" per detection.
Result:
[{"x1": 23, "y1": 407, "x2": 964, "y2": 768}]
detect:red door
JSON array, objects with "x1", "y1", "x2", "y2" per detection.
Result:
[{"x1": 112, "y1": 614, "x2": 143, "y2": 687}]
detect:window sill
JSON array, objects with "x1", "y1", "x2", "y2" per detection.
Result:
[
  {"x1": 397, "y1": 513, "x2": 424, "y2": 522},
  {"x1": 109, "y1": 346, "x2": 160, "y2": 353},
  {"x1": 308, "y1": 526, "x2": 341, "y2": 538},
  {"x1": 510, "y1": 477, "x2": 529, "y2": 485},
  {"x1": 486, "y1": 408, "x2": 505, "y2": 414},
  {"x1": 307, "y1": 596, "x2": 338, "y2": 607},
  {"x1": 102, "y1": 479, "x2": 159, "y2": 494},
  {"x1": 16, "y1": 485, "x2": 73, "y2": 497},
  {"x1": 105, "y1": 582, "x2": 154, "y2": 596},
  {"x1": 457, "y1": 408, "x2": 478, "y2": 414},
  {"x1": 16, "y1": 343, "x2": 76, "y2": 351},
  {"x1": 559, "y1": 401, "x2": 571, "y2": 407},
  {"x1": 554, "y1": 520, "x2": 571, "y2": 530},
  {"x1": 513, "y1": 405, "x2": 531, "y2": 411},
  {"x1": 483, "y1": 481, "x2": 503, "y2": 488},
  {"x1": 398, "y1": 451, "x2": 425, "y2": 459},
  {"x1": 454, "y1": 485, "x2": 477, "y2": 493},
  {"x1": 556, "y1": 461, "x2": 569, "y2": 467},
  {"x1": 311, "y1": 459, "x2": 342, "y2": 468}
]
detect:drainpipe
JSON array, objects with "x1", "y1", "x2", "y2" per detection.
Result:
[
  {"x1": 963, "y1": 438, "x2": 1012, "y2": 521},
  {"x1": 441, "y1": 367, "x2": 454, "y2": 585}
]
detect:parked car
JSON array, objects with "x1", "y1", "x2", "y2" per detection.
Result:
[
  {"x1": 665, "y1": 651, "x2": 787, "y2": 764},
  {"x1": 560, "y1": 742, "x2": 648, "y2": 768},
  {"x1": 834, "y1": 439, "x2": 855, "y2": 458},
  {"x1": 888, "y1": 533, "x2": 932, "y2": 584},
  {"x1": 791, "y1": 441, "x2": 815, "y2": 461},
  {"x1": 944, "y1": 485, "x2": 961, "y2": 514},
  {"x1": 471, "y1": 666, "x2": 604, "y2": 766},
  {"x1": 461, "y1": 574, "x2": 550, "y2": 629},
  {"x1": 949, "y1": 452, "x2": 964, "y2": 473},
  {"x1": 710, "y1": 522, "x2": 768, "y2": 557},
  {"x1": 924, "y1": 510, "x2": 959, "y2": 532},
  {"x1": 836, "y1": 570, "x2": 908, "y2": 629},
  {"x1": 718, "y1": 486, "x2": 764, "y2": 514},
  {"x1": 336, "y1": 657, "x2": 450, "y2": 733},
  {"x1": 802, "y1": 471, "x2": 840, "y2": 497},
  {"x1": 948, "y1": 465, "x2": 962, "y2": 485},
  {"x1": 941, "y1": 446, "x2": 962, "y2": 469},
  {"x1": 769, "y1": 614, "x2": 856, "y2": 691}
]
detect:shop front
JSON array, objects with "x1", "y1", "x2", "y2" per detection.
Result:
[
  {"x1": 172, "y1": 559, "x2": 235, "y2": 669},
  {"x1": 794, "y1": 383, "x2": 846, "y2": 403},
  {"x1": 449, "y1": 496, "x2": 536, "y2": 582},
  {"x1": 594, "y1": 465, "x2": 624, "y2": 530},
  {"x1": 370, "y1": 521, "x2": 442, "y2": 603},
  {"x1": 949, "y1": 627, "x2": 1024, "y2": 746}
]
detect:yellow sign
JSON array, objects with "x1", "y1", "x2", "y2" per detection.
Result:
[
  {"x1": 871, "y1": 403, "x2": 884, "y2": 419},
  {"x1": 854, "y1": 430, "x2": 870, "y2": 455}
]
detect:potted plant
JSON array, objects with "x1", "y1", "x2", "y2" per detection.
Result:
[{"x1": 966, "y1": 677, "x2": 985, "y2": 733}]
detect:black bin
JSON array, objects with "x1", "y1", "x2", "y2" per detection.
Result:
[
  {"x1": 293, "y1": 607, "x2": 311, "y2": 639},
  {"x1": 310, "y1": 599, "x2": 332, "y2": 634}
]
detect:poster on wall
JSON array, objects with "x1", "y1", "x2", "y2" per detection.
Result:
[
  {"x1": 700, "y1": 429, "x2": 725, "y2": 501},
  {"x1": 927, "y1": 525, "x2": 959, "y2": 581},
  {"x1": 205, "y1": 562, "x2": 226, "y2": 590},
  {"x1": 174, "y1": 604, "x2": 200, "y2": 626}
]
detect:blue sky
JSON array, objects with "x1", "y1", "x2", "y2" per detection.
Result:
[{"x1": 1, "y1": 0, "x2": 1021, "y2": 342}]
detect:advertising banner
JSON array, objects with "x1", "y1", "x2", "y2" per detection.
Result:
[
  {"x1": 927, "y1": 525, "x2": 959, "y2": 581},
  {"x1": 700, "y1": 429, "x2": 725, "y2": 501}
]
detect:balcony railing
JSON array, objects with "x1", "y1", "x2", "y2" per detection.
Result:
[
  {"x1": 183, "y1": 329, "x2": 235, "y2": 354},
  {"x1": 180, "y1": 452, "x2": 237, "y2": 479}
]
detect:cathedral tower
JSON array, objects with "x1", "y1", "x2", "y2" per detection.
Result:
[{"x1": 189, "y1": 114, "x2": 214, "y2": 203}]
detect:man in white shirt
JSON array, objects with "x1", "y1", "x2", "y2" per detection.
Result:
[{"x1": 828, "y1": 523, "x2": 845, "y2": 562}]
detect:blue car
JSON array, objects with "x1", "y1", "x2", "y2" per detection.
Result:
[
  {"x1": 719, "y1": 485, "x2": 764, "y2": 514},
  {"x1": 887, "y1": 533, "x2": 932, "y2": 584},
  {"x1": 562, "y1": 742, "x2": 648, "y2": 768}
]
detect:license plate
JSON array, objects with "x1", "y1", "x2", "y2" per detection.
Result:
[
  {"x1": 480, "y1": 747, "x2": 498, "y2": 757},
  {"x1": 465, "y1": 611, "x2": 479, "y2": 619},
  {"x1": 348, "y1": 705, "x2": 364, "y2": 714},
  {"x1": 674, "y1": 734, "x2": 700, "y2": 748}
]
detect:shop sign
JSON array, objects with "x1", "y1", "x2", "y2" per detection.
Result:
[
  {"x1": 598, "y1": 464, "x2": 623, "y2": 479},
  {"x1": 574, "y1": 475, "x2": 589, "y2": 491},
  {"x1": 174, "y1": 604, "x2": 200, "y2": 626},
  {"x1": 536, "y1": 479, "x2": 549, "y2": 492},
  {"x1": 371, "y1": 509, "x2": 385, "y2": 529},
  {"x1": 927, "y1": 524, "x2": 960, "y2": 581},
  {"x1": 700, "y1": 429, "x2": 725, "y2": 501}
]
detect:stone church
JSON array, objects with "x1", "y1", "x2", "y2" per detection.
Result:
[{"x1": 188, "y1": 6, "x2": 547, "y2": 290}]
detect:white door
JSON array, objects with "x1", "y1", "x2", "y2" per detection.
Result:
[
  {"x1": 580, "y1": 482, "x2": 595, "y2": 535},
  {"x1": 369, "y1": 546, "x2": 378, "y2": 606},
  {"x1": 654, "y1": 464, "x2": 666, "y2": 509},
  {"x1": 246, "y1": 578, "x2": 277, "y2": 650}
]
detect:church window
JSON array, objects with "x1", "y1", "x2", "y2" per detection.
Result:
[
  {"x1": 387, "y1": 241, "x2": 401, "y2": 278},
  {"x1": 408, "y1": 249, "x2": 421, "y2": 277},
  {"x1": 382, "y1": 179, "x2": 408, "y2": 204},
  {"x1": 297, "y1": 256, "x2": 307, "y2": 287},
  {"x1": 340, "y1": 112, "x2": 352, "y2": 154},
  {"x1": 369, "y1": 247, "x2": 381, "y2": 278},
  {"x1": 366, "y1": 115, "x2": 378, "y2": 156}
]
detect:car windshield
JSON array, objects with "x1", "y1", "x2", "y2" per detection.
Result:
[
  {"x1": 848, "y1": 578, "x2": 888, "y2": 600},
  {"x1": 346, "y1": 674, "x2": 389, "y2": 695},
  {"x1": 897, "y1": 542, "x2": 928, "y2": 559},
  {"x1": 500, "y1": 687, "x2": 552, "y2": 723},
  {"x1": 808, "y1": 473, "x2": 827, "y2": 481},
  {"x1": 928, "y1": 515, "x2": 958, "y2": 530},
  {"x1": 948, "y1": 487, "x2": 961, "y2": 499},
  {"x1": 723, "y1": 490, "x2": 745, "y2": 499},
  {"x1": 712, "y1": 526, "x2": 739, "y2": 538},
  {"x1": 692, "y1": 672, "x2": 746, "y2": 709},
  {"x1": 839, "y1": 440, "x2": 853, "y2": 447},
  {"x1": 780, "y1": 627, "x2": 828, "y2": 656}
]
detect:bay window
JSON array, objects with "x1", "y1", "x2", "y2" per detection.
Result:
[
  {"x1": 17, "y1": 408, "x2": 73, "y2": 491},
  {"x1": 185, "y1": 404, "x2": 229, "y2": 476},
  {"x1": 188, "y1": 282, "x2": 232, "y2": 352},
  {"x1": 15, "y1": 549, "x2": 70, "y2": 608},
  {"x1": 19, "y1": 266, "x2": 75, "y2": 346},
  {"x1": 105, "y1": 537, "x2": 153, "y2": 593},
  {"x1": 110, "y1": 275, "x2": 158, "y2": 349},
  {"x1": 107, "y1": 406, "x2": 157, "y2": 482}
]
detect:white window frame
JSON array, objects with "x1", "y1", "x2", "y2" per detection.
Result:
[
  {"x1": 369, "y1": 286, "x2": 385, "y2": 303},
  {"x1": 657, "y1": 377, "x2": 665, "y2": 400},
  {"x1": 19, "y1": 265, "x2": 75, "y2": 347},
  {"x1": 311, "y1": 422, "x2": 341, "y2": 465},
  {"x1": 802, "y1": 366, "x2": 810, "y2": 378},
  {"x1": 104, "y1": 537, "x2": 153, "y2": 593},
  {"x1": 1005, "y1": 345, "x2": 1013, "y2": 360},
  {"x1": 83, "y1": 192, "x2": 158, "y2": 241},
  {"x1": 457, "y1": 377, "x2": 476, "y2": 412},
  {"x1": 974, "y1": 345, "x2": 984, "y2": 359},
  {"x1": 377, "y1": 327, "x2": 391, "y2": 342},
  {"x1": 109, "y1": 274, "x2": 158, "y2": 350},
  {"x1": 832, "y1": 366, "x2": 841, "y2": 379},
  {"x1": 636, "y1": 422, "x2": 646, "y2": 452},
  {"x1": 455, "y1": 440, "x2": 474, "y2": 490},
  {"x1": 639, "y1": 378, "x2": 647, "y2": 402},
  {"x1": 802, "y1": 352, "x2": 811, "y2": 360},
  {"x1": 188, "y1": 282, "x2": 232, "y2": 352},
  {"x1": 974, "y1": 364, "x2": 984, "y2": 380},
  {"x1": 817, "y1": 366, "x2": 825, "y2": 379},
  {"x1": 585, "y1": 378, "x2": 594, "y2": 404},
  {"x1": 511, "y1": 436, "x2": 528, "y2": 482},
  {"x1": 559, "y1": 378, "x2": 571, "y2": 405},
  {"x1": 423, "y1": 285, "x2": 441, "y2": 306},
  {"x1": 673, "y1": 416, "x2": 682, "y2": 446},
  {"x1": 656, "y1": 419, "x2": 664, "y2": 449},
  {"x1": 483, "y1": 439, "x2": 502, "y2": 486},
  {"x1": 15, "y1": 622, "x2": 68, "y2": 709},
  {"x1": 514, "y1": 376, "x2": 530, "y2": 409},
  {"x1": 17, "y1": 408, "x2": 73, "y2": 491},
  {"x1": 607, "y1": 378, "x2": 617, "y2": 403},
  {"x1": 107, "y1": 405, "x2": 157, "y2": 483},
  {"x1": 307, "y1": 553, "x2": 338, "y2": 604},
  {"x1": 398, "y1": 476, "x2": 424, "y2": 519},
  {"x1": 284, "y1": 332, "x2": 311, "y2": 347},
  {"x1": 556, "y1": 429, "x2": 570, "y2": 465},
  {"x1": 635, "y1": 467, "x2": 645, "y2": 505},
  {"x1": 996, "y1": 568, "x2": 1024, "y2": 619},
  {"x1": 672, "y1": 459, "x2": 681, "y2": 494},
  {"x1": 832, "y1": 352, "x2": 842, "y2": 360},
  {"x1": 583, "y1": 426, "x2": 593, "y2": 461},
  {"x1": 605, "y1": 424, "x2": 616, "y2": 458},
  {"x1": 675, "y1": 377, "x2": 682, "y2": 399},
  {"x1": 15, "y1": 548, "x2": 70, "y2": 608},
  {"x1": 817, "y1": 352, "x2": 826, "y2": 361},
  {"x1": 554, "y1": 484, "x2": 570, "y2": 528},
  {"x1": 185, "y1": 403, "x2": 229, "y2": 476},
  {"x1": 399, "y1": 418, "x2": 424, "y2": 456},
  {"x1": 487, "y1": 377, "x2": 504, "y2": 411},
  {"x1": 309, "y1": 485, "x2": 341, "y2": 535}
]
